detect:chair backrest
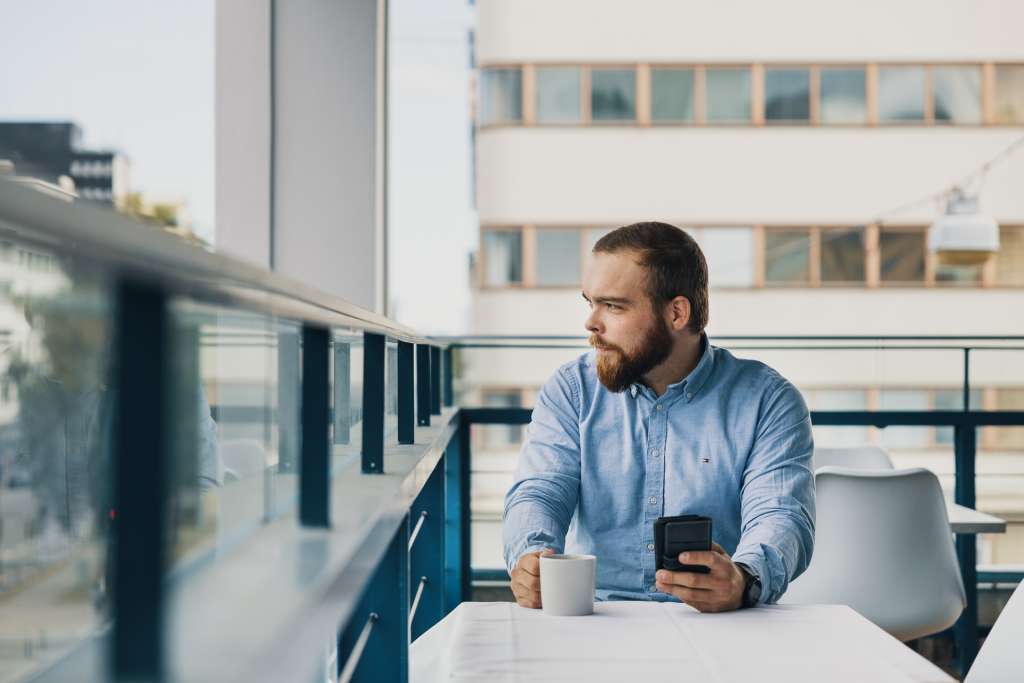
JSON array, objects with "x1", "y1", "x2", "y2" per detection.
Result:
[
  {"x1": 966, "y1": 580, "x2": 1024, "y2": 683},
  {"x1": 780, "y1": 467, "x2": 966, "y2": 641},
  {"x1": 813, "y1": 446, "x2": 894, "y2": 472}
]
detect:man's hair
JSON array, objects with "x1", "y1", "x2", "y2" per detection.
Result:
[{"x1": 593, "y1": 221, "x2": 709, "y2": 334}]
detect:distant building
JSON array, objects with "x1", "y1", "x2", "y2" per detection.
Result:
[{"x1": 0, "y1": 122, "x2": 128, "y2": 204}]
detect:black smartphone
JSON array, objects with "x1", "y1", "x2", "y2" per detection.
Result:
[{"x1": 654, "y1": 515, "x2": 712, "y2": 574}]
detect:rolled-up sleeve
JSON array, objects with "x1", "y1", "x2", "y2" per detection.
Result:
[
  {"x1": 502, "y1": 368, "x2": 582, "y2": 574},
  {"x1": 731, "y1": 380, "x2": 816, "y2": 605}
]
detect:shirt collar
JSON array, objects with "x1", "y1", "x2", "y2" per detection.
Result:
[{"x1": 629, "y1": 333, "x2": 715, "y2": 403}]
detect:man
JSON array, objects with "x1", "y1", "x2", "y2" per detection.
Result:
[{"x1": 503, "y1": 221, "x2": 815, "y2": 613}]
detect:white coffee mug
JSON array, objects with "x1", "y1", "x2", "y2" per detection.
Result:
[{"x1": 539, "y1": 554, "x2": 596, "y2": 616}]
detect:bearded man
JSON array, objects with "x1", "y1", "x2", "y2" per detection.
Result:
[{"x1": 503, "y1": 221, "x2": 815, "y2": 613}]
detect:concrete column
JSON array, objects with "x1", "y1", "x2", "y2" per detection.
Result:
[{"x1": 216, "y1": 0, "x2": 388, "y2": 313}]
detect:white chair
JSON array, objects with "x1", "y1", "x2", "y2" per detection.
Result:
[
  {"x1": 780, "y1": 467, "x2": 965, "y2": 641},
  {"x1": 813, "y1": 445, "x2": 894, "y2": 472},
  {"x1": 966, "y1": 580, "x2": 1024, "y2": 682}
]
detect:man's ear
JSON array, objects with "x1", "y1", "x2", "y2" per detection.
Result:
[{"x1": 668, "y1": 296, "x2": 691, "y2": 332}]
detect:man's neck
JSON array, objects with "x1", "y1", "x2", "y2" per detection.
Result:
[{"x1": 642, "y1": 334, "x2": 704, "y2": 397}]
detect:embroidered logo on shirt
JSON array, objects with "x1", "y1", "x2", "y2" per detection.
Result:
[{"x1": 702, "y1": 458, "x2": 710, "y2": 463}]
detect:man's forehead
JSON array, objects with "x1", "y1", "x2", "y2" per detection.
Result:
[{"x1": 584, "y1": 250, "x2": 646, "y2": 291}]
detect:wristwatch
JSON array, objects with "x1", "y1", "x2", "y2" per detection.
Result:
[{"x1": 736, "y1": 563, "x2": 762, "y2": 608}]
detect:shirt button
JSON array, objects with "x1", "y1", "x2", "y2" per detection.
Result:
[
  {"x1": 656, "y1": 404, "x2": 665, "y2": 412},
  {"x1": 686, "y1": 392, "x2": 693, "y2": 400},
  {"x1": 648, "y1": 496, "x2": 657, "y2": 505},
  {"x1": 647, "y1": 543, "x2": 655, "y2": 551}
]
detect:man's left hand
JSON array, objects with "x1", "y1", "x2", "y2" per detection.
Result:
[{"x1": 654, "y1": 542, "x2": 746, "y2": 613}]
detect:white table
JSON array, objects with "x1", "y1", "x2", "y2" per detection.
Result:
[
  {"x1": 411, "y1": 601, "x2": 954, "y2": 682},
  {"x1": 946, "y1": 502, "x2": 1006, "y2": 534}
]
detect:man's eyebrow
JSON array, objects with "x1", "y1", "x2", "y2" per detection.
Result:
[{"x1": 591, "y1": 295, "x2": 633, "y2": 305}]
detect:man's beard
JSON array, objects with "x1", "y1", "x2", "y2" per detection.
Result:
[{"x1": 589, "y1": 317, "x2": 674, "y2": 393}]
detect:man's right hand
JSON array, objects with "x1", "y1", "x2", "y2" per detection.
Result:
[{"x1": 510, "y1": 548, "x2": 555, "y2": 609}]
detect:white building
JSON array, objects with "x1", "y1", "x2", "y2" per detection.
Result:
[{"x1": 465, "y1": 0, "x2": 1024, "y2": 570}]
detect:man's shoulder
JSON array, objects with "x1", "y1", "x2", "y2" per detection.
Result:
[{"x1": 709, "y1": 344, "x2": 796, "y2": 397}]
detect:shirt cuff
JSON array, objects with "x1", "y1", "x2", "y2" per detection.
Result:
[{"x1": 731, "y1": 551, "x2": 770, "y2": 606}]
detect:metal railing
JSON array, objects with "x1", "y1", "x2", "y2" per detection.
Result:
[{"x1": 0, "y1": 178, "x2": 465, "y2": 683}]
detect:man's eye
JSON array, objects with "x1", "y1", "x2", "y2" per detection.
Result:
[{"x1": 606, "y1": 303, "x2": 620, "y2": 311}]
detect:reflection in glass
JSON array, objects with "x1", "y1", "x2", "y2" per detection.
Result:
[
  {"x1": 706, "y1": 68, "x2": 751, "y2": 122},
  {"x1": 821, "y1": 228, "x2": 865, "y2": 283},
  {"x1": 935, "y1": 263, "x2": 981, "y2": 285},
  {"x1": 820, "y1": 68, "x2": 866, "y2": 124},
  {"x1": 994, "y1": 65, "x2": 1024, "y2": 124},
  {"x1": 385, "y1": 341, "x2": 398, "y2": 445},
  {"x1": 880, "y1": 231, "x2": 926, "y2": 283},
  {"x1": 591, "y1": 69, "x2": 636, "y2": 121},
  {"x1": 765, "y1": 230, "x2": 811, "y2": 283},
  {"x1": 331, "y1": 331, "x2": 363, "y2": 465},
  {"x1": 765, "y1": 68, "x2": 810, "y2": 122},
  {"x1": 651, "y1": 68, "x2": 695, "y2": 122},
  {"x1": 878, "y1": 67, "x2": 926, "y2": 121},
  {"x1": 483, "y1": 231, "x2": 523, "y2": 285},
  {"x1": 699, "y1": 227, "x2": 754, "y2": 287},
  {"x1": 996, "y1": 227, "x2": 1024, "y2": 285},
  {"x1": 0, "y1": 240, "x2": 114, "y2": 677},
  {"x1": 536, "y1": 229, "x2": 581, "y2": 286},
  {"x1": 536, "y1": 67, "x2": 582, "y2": 123},
  {"x1": 480, "y1": 68, "x2": 522, "y2": 124},
  {"x1": 933, "y1": 66, "x2": 981, "y2": 124}
]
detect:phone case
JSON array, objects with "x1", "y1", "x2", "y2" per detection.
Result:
[{"x1": 654, "y1": 514, "x2": 712, "y2": 574}]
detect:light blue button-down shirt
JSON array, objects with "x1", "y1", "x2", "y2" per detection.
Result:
[{"x1": 503, "y1": 336, "x2": 815, "y2": 605}]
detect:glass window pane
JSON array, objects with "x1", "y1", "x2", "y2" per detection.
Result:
[
  {"x1": 936, "y1": 262, "x2": 981, "y2": 285},
  {"x1": 699, "y1": 227, "x2": 754, "y2": 287},
  {"x1": 765, "y1": 68, "x2": 810, "y2": 122},
  {"x1": 651, "y1": 68, "x2": 695, "y2": 122},
  {"x1": 536, "y1": 229, "x2": 581, "y2": 286},
  {"x1": 820, "y1": 68, "x2": 867, "y2": 124},
  {"x1": 331, "y1": 331, "x2": 363, "y2": 464},
  {"x1": 996, "y1": 227, "x2": 1024, "y2": 285},
  {"x1": 765, "y1": 230, "x2": 810, "y2": 283},
  {"x1": 880, "y1": 231, "x2": 926, "y2": 283},
  {"x1": 879, "y1": 390, "x2": 930, "y2": 449},
  {"x1": 933, "y1": 66, "x2": 981, "y2": 124},
  {"x1": 480, "y1": 68, "x2": 522, "y2": 124},
  {"x1": 586, "y1": 227, "x2": 613, "y2": 251},
  {"x1": 706, "y1": 68, "x2": 751, "y2": 122},
  {"x1": 591, "y1": 68, "x2": 636, "y2": 121},
  {"x1": 483, "y1": 230, "x2": 522, "y2": 285},
  {"x1": 879, "y1": 67, "x2": 926, "y2": 122},
  {"x1": 994, "y1": 65, "x2": 1024, "y2": 124},
  {"x1": 1, "y1": 241, "x2": 114, "y2": 677},
  {"x1": 536, "y1": 67, "x2": 581, "y2": 123},
  {"x1": 821, "y1": 227, "x2": 865, "y2": 283}
]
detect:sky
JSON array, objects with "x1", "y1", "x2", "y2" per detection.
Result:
[{"x1": 0, "y1": 0, "x2": 476, "y2": 333}]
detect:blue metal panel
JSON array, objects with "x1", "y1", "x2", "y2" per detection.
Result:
[
  {"x1": 443, "y1": 347, "x2": 454, "y2": 407},
  {"x1": 300, "y1": 325, "x2": 330, "y2": 527},
  {"x1": 361, "y1": 332, "x2": 386, "y2": 474},
  {"x1": 111, "y1": 279, "x2": 168, "y2": 681},
  {"x1": 443, "y1": 419, "x2": 471, "y2": 614},
  {"x1": 337, "y1": 516, "x2": 410, "y2": 683},
  {"x1": 409, "y1": 460, "x2": 445, "y2": 641}
]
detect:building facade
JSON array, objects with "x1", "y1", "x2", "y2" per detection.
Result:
[{"x1": 466, "y1": 0, "x2": 1024, "y2": 570}]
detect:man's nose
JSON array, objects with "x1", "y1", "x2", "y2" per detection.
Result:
[{"x1": 585, "y1": 309, "x2": 601, "y2": 334}]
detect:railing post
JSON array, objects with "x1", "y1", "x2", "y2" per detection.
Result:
[
  {"x1": 443, "y1": 347, "x2": 454, "y2": 407},
  {"x1": 409, "y1": 461, "x2": 445, "y2": 641},
  {"x1": 416, "y1": 343, "x2": 431, "y2": 427},
  {"x1": 430, "y1": 346, "x2": 441, "y2": 416},
  {"x1": 953, "y1": 421, "x2": 979, "y2": 675},
  {"x1": 362, "y1": 333, "x2": 386, "y2": 473},
  {"x1": 111, "y1": 279, "x2": 168, "y2": 681},
  {"x1": 300, "y1": 325, "x2": 330, "y2": 527},
  {"x1": 397, "y1": 341, "x2": 415, "y2": 444}
]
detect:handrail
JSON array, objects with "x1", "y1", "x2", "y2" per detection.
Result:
[{"x1": 0, "y1": 178, "x2": 437, "y2": 345}]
